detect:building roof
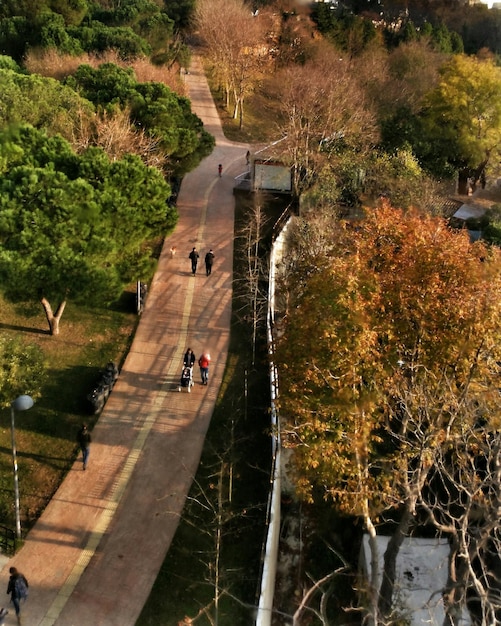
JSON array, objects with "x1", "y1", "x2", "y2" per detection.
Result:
[{"x1": 453, "y1": 204, "x2": 486, "y2": 221}]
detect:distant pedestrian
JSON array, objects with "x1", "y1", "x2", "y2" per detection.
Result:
[
  {"x1": 183, "y1": 347, "x2": 195, "y2": 368},
  {"x1": 198, "y1": 352, "x2": 211, "y2": 385},
  {"x1": 77, "y1": 423, "x2": 91, "y2": 471},
  {"x1": 7, "y1": 566, "x2": 28, "y2": 625},
  {"x1": 246, "y1": 150, "x2": 250, "y2": 165},
  {"x1": 188, "y1": 247, "x2": 199, "y2": 275},
  {"x1": 218, "y1": 164, "x2": 222, "y2": 177},
  {"x1": 205, "y1": 249, "x2": 215, "y2": 276}
]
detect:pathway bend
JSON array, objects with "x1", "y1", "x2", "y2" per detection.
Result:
[{"x1": 0, "y1": 56, "x2": 249, "y2": 626}]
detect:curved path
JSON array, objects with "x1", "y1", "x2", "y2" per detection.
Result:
[{"x1": 0, "y1": 57, "x2": 249, "y2": 626}]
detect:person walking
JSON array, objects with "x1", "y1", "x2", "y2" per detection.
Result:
[
  {"x1": 188, "y1": 247, "x2": 199, "y2": 275},
  {"x1": 77, "y1": 423, "x2": 91, "y2": 471},
  {"x1": 198, "y1": 352, "x2": 211, "y2": 385},
  {"x1": 218, "y1": 164, "x2": 222, "y2": 177},
  {"x1": 7, "y1": 567, "x2": 28, "y2": 625},
  {"x1": 205, "y1": 249, "x2": 215, "y2": 276},
  {"x1": 183, "y1": 347, "x2": 195, "y2": 368}
]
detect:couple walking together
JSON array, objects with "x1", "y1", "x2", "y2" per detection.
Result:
[
  {"x1": 188, "y1": 248, "x2": 214, "y2": 276},
  {"x1": 184, "y1": 348, "x2": 211, "y2": 385}
]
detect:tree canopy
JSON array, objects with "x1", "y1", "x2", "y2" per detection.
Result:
[
  {"x1": 65, "y1": 63, "x2": 214, "y2": 174},
  {"x1": 0, "y1": 0, "x2": 196, "y2": 63},
  {"x1": 0, "y1": 66, "x2": 93, "y2": 141},
  {"x1": 278, "y1": 204, "x2": 501, "y2": 504},
  {"x1": 275, "y1": 203, "x2": 501, "y2": 621},
  {"x1": 0, "y1": 336, "x2": 46, "y2": 409},
  {"x1": 0, "y1": 125, "x2": 176, "y2": 333},
  {"x1": 422, "y1": 54, "x2": 501, "y2": 179}
]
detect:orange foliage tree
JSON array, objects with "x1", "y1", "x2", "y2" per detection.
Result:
[{"x1": 275, "y1": 204, "x2": 501, "y2": 623}]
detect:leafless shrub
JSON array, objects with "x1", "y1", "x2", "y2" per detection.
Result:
[{"x1": 71, "y1": 105, "x2": 169, "y2": 172}]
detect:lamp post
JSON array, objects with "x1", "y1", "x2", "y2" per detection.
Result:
[{"x1": 10, "y1": 395, "x2": 34, "y2": 540}]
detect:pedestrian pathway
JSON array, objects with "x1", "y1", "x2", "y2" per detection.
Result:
[{"x1": 0, "y1": 56, "x2": 249, "y2": 625}]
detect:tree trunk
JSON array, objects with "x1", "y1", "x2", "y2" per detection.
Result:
[
  {"x1": 442, "y1": 535, "x2": 468, "y2": 626},
  {"x1": 457, "y1": 169, "x2": 469, "y2": 195},
  {"x1": 239, "y1": 95, "x2": 244, "y2": 130},
  {"x1": 365, "y1": 514, "x2": 381, "y2": 625},
  {"x1": 378, "y1": 506, "x2": 412, "y2": 622},
  {"x1": 41, "y1": 298, "x2": 67, "y2": 336}
]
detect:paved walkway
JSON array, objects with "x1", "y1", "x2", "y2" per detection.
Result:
[{"x1": 0, "y1": 57, "x2": 249, "y2": 626}]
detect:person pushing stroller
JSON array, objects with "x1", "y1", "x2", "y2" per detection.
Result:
[{"x1": 179, "y1": 348, "x2": 195, "y2": 392}]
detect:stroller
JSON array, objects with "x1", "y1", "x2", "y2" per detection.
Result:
[{"x1": 178, "y1": 365, "x2": 194, "y2": 393}]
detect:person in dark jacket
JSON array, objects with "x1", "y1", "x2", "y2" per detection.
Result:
[
  {"x1": 188, "y1": 247, "x2": 199, "y2": 275},
  {"x1": 77, "y1": 423, "x2": 91, "y2": 470},
  {"x1": 205, "y1": 249, "x2": 215, "y2": 276},
  {"x1": 7, "y1": 566, "x2": 28, "y2": 625},
  {"x1": 183, "y1": 347, "x2": 195, "y2": 368}
]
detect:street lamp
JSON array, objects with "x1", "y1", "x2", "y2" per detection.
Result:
[{"x1": 10, "y1": 395, "x2": 34, "y2": 540}]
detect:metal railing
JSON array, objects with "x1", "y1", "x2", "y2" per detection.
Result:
[
  {"x1": 255, "y1": 216, "x2": 292, "y2": 626},
  {"x1": 0, "y1": 523, "x2": 17, "y2": 555}
]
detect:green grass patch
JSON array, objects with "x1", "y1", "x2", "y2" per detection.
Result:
[{"x1": 0, "y1": 291, "x2": 137, "y2": 531}]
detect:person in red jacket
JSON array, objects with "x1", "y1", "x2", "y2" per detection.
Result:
[{"x1": 198, "y1": 353, "x2": 211, "y2": 385}]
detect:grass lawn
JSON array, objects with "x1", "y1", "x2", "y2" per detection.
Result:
[
  {"x1": 0, "y1": 292, "x2": 137, "y2": 537},
  {"x1": 204, "y1": 65, "x2": 282, "y2": 145}
]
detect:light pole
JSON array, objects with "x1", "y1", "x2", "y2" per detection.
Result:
[{"x1": 10, "y1": 395, "x2": 34, "y2": 540}]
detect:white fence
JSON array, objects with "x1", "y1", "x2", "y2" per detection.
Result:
[{"x1": 255, "y1": 218, "x2": 291, "y2": 625}]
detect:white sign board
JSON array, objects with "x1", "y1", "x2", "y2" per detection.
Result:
[{"x1": 253, "y1": 162, "x2": 292, "y2": 192}]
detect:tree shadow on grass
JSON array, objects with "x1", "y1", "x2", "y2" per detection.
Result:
[{"x1": 0, "y1": 322, "x2": 50, "y2": 335}]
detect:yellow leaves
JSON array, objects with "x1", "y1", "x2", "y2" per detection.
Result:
[{"x1": 276, "y1": 202, "x2": 501, "y2": 522}]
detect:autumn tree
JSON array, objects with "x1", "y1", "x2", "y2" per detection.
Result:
[
  {"x1": 196, "y1": 0, "x2": 270, "y2": 128},
  {"x1": 420, "y1": 54, "x2": 501, "y2": 193},
  {"x1": 361, "y1": 39, "x2": 444, "y2": 118},
  {"x1": 275, "y1": 203, "x2": 501, "y2": 623},
  {"x1": 270, "y1": 49, "x2": 379, "y2": 195}
]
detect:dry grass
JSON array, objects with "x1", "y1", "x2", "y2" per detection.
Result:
[
  {"x1": 204, "y1": 64, "x2": 282, "y2": 144},
  {"x1": 24, "y1": 48, "x2": 186, "y2": 95},
  {"x1": 24, "y1": 48, "x2": 184, "y2": 171}
]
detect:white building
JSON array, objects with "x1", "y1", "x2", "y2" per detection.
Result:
[{"x1": 359, "y1": 535, "x2": 472, "y2": 626}]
